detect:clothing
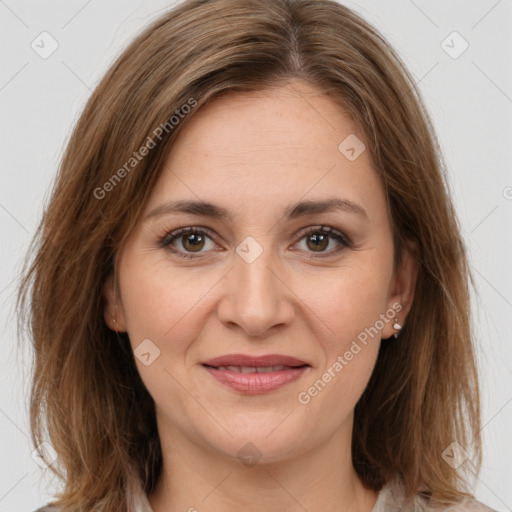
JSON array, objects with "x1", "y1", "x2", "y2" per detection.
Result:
[
  {"x1": 369, "y1": 477, "x2": 497, "y2": 512},
  {"x1": 33, "y1": 476, "x2": 498, "y2": 512}
]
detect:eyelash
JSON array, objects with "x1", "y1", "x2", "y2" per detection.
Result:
[{"x1": 158, "y1": 225, "x2": 352, "y2": 260}]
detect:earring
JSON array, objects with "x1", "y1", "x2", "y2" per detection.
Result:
[{"x1": 392, "y1": 317, "x2": 402, "y2": 338}]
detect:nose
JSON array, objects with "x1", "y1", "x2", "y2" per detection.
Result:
[{"x1": 217, "y1": 243, "x2": 295, "y2": 338}]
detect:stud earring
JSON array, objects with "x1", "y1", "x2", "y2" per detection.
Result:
[{"x1": 392, "y1": 317, "x2": 402, "y2": 338}]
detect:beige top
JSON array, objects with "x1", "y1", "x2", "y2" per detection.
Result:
[
  {"x1": 367, "y1": 477, "x2": 497, "y2": 512},
  {"x1": 133, "y1": 477, "x2": 498, "y2": 512}
]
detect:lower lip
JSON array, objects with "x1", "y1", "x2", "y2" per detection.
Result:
[{"x1": 202, "y1": 365, "x2": 309, "y2": 394}]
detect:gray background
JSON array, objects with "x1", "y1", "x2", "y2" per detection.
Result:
[{"x1": 1, "y1": 1, "x2": 511, "y2": 510}]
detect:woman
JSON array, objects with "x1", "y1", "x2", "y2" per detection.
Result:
[{"x1": 18, "y1": 0, "x2": 497, "y2": 510}]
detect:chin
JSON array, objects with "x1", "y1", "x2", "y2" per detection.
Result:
[{"x1": 202, "y1": 426, "x2": 313, "y2": 468}]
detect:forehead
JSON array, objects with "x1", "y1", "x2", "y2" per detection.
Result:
[
  {"x1": 144, "y1": 80, "x2": 386, "y2": 224},
  {"x1": 170, "y1": 80, "x2": 360, "y2": 163}
]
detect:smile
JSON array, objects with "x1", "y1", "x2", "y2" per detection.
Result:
[{"x1": 202, "y1": 364, "x2": 309, "y2": 394}]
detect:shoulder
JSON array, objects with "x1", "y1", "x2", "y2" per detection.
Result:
[
  {"x1": 423, "y1": 497, "x2": 498, "y2": 511},
  {"x1": 435, "y1": 497, "x2": 499, "y2": 512},
  {"x1": 373, "y1": 478, "x2": 499, "y2": 512}
]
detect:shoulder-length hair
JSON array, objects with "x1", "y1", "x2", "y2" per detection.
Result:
[{"x1": 17, "y1": 0, "x2": 481, "y2": 510}]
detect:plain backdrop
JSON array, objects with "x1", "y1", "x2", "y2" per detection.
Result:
[{"x1": 0, "y1": 1, "x2": 511, "y2": 511}]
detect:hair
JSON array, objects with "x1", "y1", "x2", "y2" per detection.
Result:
[{"x1": 17, "y1": 0, "x2": 482, "y2": 510}]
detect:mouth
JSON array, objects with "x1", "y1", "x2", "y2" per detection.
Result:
[
  {"x1": 201, "y1": 353, "x2": 310, "y2": 368},
  {"x1": 202, "y1": 363, "x2": 309, "y2": 373},
  {"x1": 201, "y1": 363, "x2": 310, "y2": 394}
]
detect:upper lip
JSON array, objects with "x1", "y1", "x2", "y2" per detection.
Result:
[{"x1": 201, "y1": 353, "x2": 310, "y2": 368}]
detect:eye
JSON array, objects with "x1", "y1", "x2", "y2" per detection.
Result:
[
  {"x1": 294, "y1": 225, "x2": 351, "y2": 256},
  {"x1": 159, "y1": 225, "x2": 351, "y2": 260},
  {"x1": 159, "y1": 227, "x2": 218, "y2": 258}
]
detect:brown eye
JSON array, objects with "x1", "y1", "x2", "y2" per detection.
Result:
[
  {"x1": 295, "y1": 226, "x2": 351, "y2": 256},
  {"x1": 306, "y1": 232, "x2": 329, "y2": 252},
  {"x1": 181, "y1": 232, "x2": 205, "y2": 252},
  {"x1": 160, "y1": 227, "x2": 217, "y2": 258}
]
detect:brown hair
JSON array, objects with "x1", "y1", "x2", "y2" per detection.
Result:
[{"x1": 17, "y1": 0, "x2": 482, "y2": 510}]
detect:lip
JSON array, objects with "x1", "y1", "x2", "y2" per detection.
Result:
[
  {"x1": 201, "y1": 353, "x2": 309, "y2": 367},
  {"x1": 202, "y1": 365, "x2": 310, "y2": 394}
]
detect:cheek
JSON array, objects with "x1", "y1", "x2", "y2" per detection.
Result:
[
  {"x1": 294, "y1": 255, "x2": 392, "y2": 349},
  {"x1": 119, "y1": 254, "x2": 218, "y2": 347},
  {"x1": 293, "y1": 261, "x2": 389, "y2": 430},
  {"x1": 117, "y1": 258, "x2": 213, "y2": 407}
]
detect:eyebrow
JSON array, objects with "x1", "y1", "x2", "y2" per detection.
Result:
[{"x1": 144, "y1": 197, "x2": 368, "y2": 222}]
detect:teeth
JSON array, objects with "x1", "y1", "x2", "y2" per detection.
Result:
[
  {"x1": 216, "y1": 365, "x2": 288, "y2": 373},
  {"x1": 256, "y1": 366, "x2": 282, "y2": 373}
]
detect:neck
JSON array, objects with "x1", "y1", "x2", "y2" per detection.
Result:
[{"x1": 148, "y1": 415, "x2": 378, "y2": 512}]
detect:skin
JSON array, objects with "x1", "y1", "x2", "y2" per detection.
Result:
[{"x1": 103, "y1": 78, "x2": 418, "y2": 512}]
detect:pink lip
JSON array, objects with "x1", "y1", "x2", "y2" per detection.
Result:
[
  {"x1": 203, "y1": 365, "x2": 309, "y2": 394},
  {"x1": 201, "y1": 353, "x2": 309, "y2": 367}
]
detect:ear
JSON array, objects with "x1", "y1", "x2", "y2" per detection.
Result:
[
  {"x1": 382, "y1": 239, "x2": 419, "y2": 339},
  {"x1": 102, "y1": 273, "x2": 127, "y2": 332}
]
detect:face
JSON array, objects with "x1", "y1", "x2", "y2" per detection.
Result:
[{"x1": 104, "y1": 79, "x2": 417, "y2": 465}]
